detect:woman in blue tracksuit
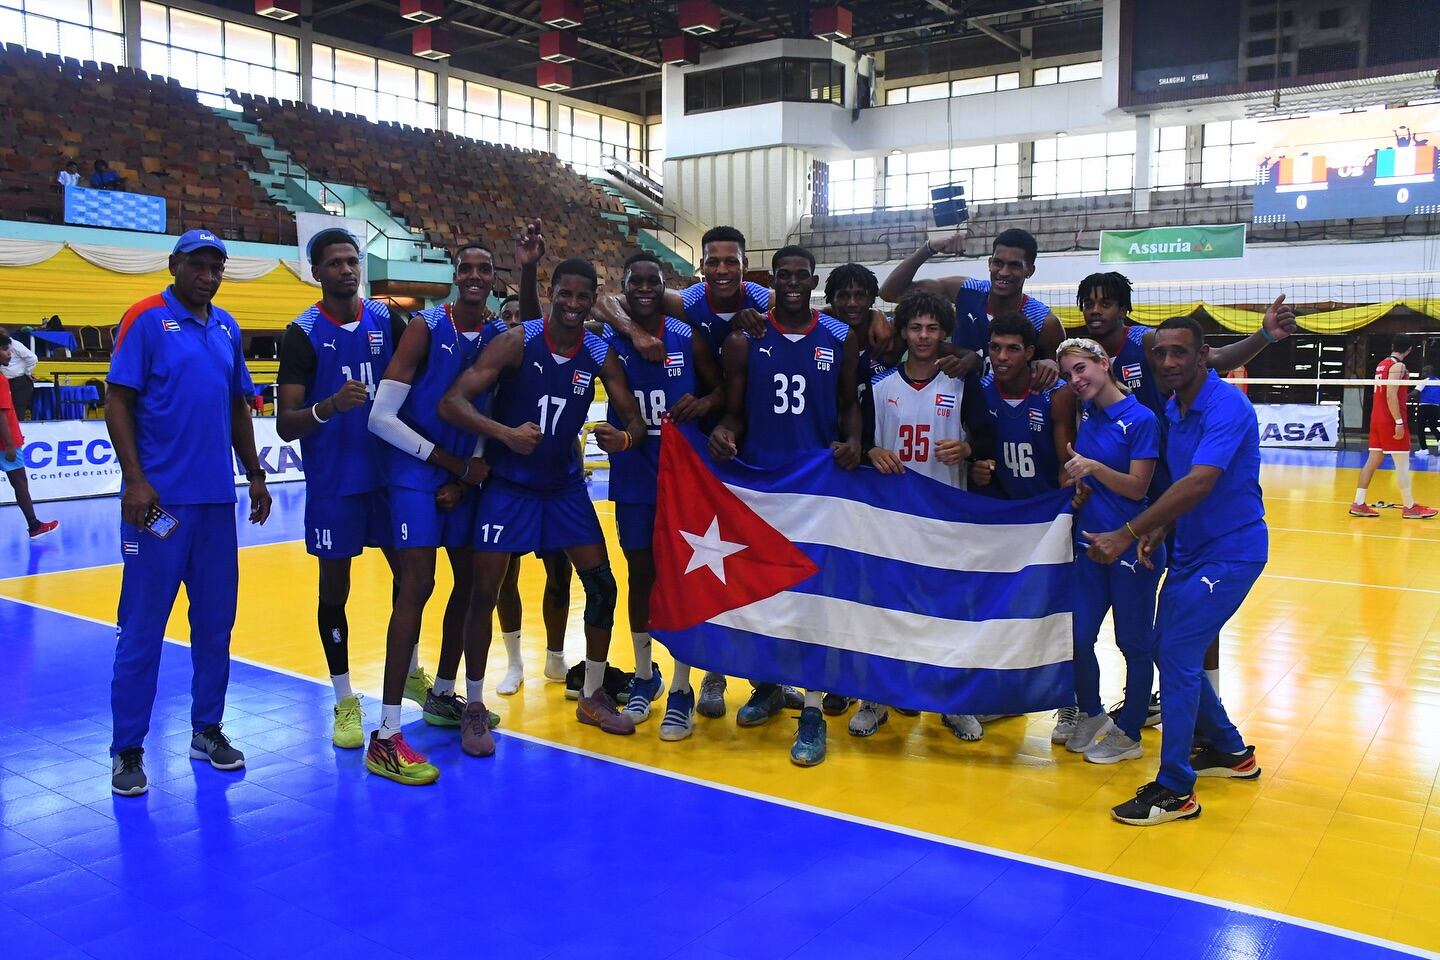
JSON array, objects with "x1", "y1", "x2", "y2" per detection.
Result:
[{"x1": 1056, "y1": 337, "x2": 1165, "y2": 764}]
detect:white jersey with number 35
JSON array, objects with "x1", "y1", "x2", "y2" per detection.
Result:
[{"x1": 870, "y1": 368, "x2": 967, "y2": 489}]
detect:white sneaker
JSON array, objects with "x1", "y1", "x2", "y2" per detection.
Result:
[
  {"x1": 1065, "y1": 712, "x2": 1113, "y2": 753},
  {"x1": 848, "y1": 702, "x2": 889, "y2": 737},
  {"x1": 940, "y1": 713, "x2": 983, "y2": 741},
  {"x1": 544, "y1": 651, "x2": 567, "y2": 682},
  {"x1": 1051, "y1": 705, "x2": 1080, "y2": 744},
  {"x1": 1084, "y1": 729, "x2": 1143, "y2": 764}
]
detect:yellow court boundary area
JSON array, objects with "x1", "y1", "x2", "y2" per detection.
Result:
[{"x1": 4, "y1": 463, "x2": 1439, "y2": 952}]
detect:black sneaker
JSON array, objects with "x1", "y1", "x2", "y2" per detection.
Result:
[
  {"x1": 111, "y1": 747, "x2": 147, "y2": 796},
  {"x1": 1107, "y1": 692, "x2": 1162, "y2": 729},
  {"x1": 1111, "y1": 781, "x2": 1201, "y2": 825},
  {"x1": 189, "y1": 724, "x2": 245, "y2": 770},
  {"x1": 820, "y1": 693, "x2": 853, "y2": 716},
  {"x1": 1192, "y1": 744, "x2": 1260, "y2": 780},
  {"x1": 564, "y1": 663, "x2": 634, "y2": 702}
]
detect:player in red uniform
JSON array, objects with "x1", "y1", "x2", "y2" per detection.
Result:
[{"x1": 1350, "y1": 334, "x2": 1436, "y2": 520}]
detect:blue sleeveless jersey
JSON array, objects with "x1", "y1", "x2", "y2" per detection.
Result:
[
  {"x1": 604, "y1": 317, "x2": 695, "y2": 505},
  {"x1": 291, "y1": 299, "x2": 394, "y2": 497},
  {"x1": 977, "y1": 373, "x2": 1062, "y2": 499},
  {"x1": 741, "y1": 312, "x2": 849, "y2": 469},
  {"x1": 953, "y1": 279, "x2": 1052, "y2": 355},
  {"x1": 487, "y1": 319, "x2": 610, "y2": 491},
  {"x1": 1111, "y1": 324, "x2": 1174, "y2": 494},
  {"x1": 682, "y1": 280, "x2": 771, "y2": 355},
  {"x1": 389, "y1": 304, "x2": 487, "y2": 492}
]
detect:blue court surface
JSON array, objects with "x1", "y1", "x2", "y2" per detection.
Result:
[{"x1": 0, "y1": 467, "x2": 1434, "y2": 960}]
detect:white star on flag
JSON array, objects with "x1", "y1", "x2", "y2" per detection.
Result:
[{"x1": 680, "y1": 516, "x2": 747, "y2": 584}]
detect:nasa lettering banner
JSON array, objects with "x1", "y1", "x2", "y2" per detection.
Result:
[
  {"x1": 1252, "y1": 105, "x2": 1440, "y2": 224},
  {"x1": 1099, "y1": 225, "x2": 1246, "y2": 264},
  {"x1": 1255, "y1": 404, "x2": 1339, "y2": 448},
  {"x1": 0, "y1": 419, "x2": 306, "y2": 505}
]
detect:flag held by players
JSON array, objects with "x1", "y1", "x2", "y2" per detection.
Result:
[{"x1": 649, "y1": 424, "x2": 1075, "y2": 716}]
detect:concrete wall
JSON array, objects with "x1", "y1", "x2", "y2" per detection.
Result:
[{"x1": 664, "y1": 146, "x2": 815, "y2": 252}]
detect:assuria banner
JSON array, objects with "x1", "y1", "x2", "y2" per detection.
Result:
[{"x1": 648, "y1": 424, "x2": 1076, "y2": 716}]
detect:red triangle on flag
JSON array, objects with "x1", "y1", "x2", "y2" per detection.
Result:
[{"x1": 648, "y1": 423, "x2": 818, "y2": 632}]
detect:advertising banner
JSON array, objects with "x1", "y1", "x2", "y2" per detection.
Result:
[
  {"x1": 1099, "y1": 224, "x2": 1246, "y2": 264},
  {"x1": 294, "y1": 212, "x2": 370, "y2": 287},
  {"x1": 1255, "y1": 404, "x2": 1340, "y2": 448},
  {"x1": 0, "y1": 419, "x2": 305, "y2": 505},
  {"x1": 1252, "y1": 105, "x2": 1440, "y2": 224}
]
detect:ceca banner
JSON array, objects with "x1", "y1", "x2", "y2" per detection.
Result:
[
  {"x1": 1255, "y1": 404, "x2": 1339, "y2": 448},
  {"x1": 0, "y1": 419, "x2": 306, "y2": 505}
]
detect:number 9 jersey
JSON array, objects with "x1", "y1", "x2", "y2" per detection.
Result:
[
  {"x1": 278, "y1": 299, "x2": 397, "y2": 497},
  {"x1": 741, "y1": 311, "x2": 850, "y2": 469},
  {"x1": 976, "y1": 372, "x2": 1062, "y2": 499}
]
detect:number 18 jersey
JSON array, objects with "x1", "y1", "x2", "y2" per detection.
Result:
[
  {"x1": 487, "y1": 319, "x2": 610, "y2": 492},
  {"x1": 741, "y1": 311, "x2": 849, "y2": 469},
  {"x1": 603, "y1": 317, "x2": 695, "y2": 504},
  {"x1": 977, "y1": 373, "x2": 1062, "y2": 499}
]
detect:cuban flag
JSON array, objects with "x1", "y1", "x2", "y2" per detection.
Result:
[
  {"x1": 649, "y1": 425, "x2": 1074, "y2": 714},
  {"x1": 162, "y1": 318, "x2": 181, "y2": 333},
  {"x1": 814, "y1": 346, "x2": 834, "y2": 364},
  {"x1": 934, "y1": 393, "x2": 956, "y2": 410},
  {"x1": 665, "y1": 351, "x2": 685, "y2": 369},
  {"x1": 1120, "y1": 362, "x2": 1143, "y2": 383},
  {"x1": 572, "y1": 370, "x2": 594, "y2": 389},
  {"x1": 1028, "y1": 408, "x2": 1046, "y2": 430}
]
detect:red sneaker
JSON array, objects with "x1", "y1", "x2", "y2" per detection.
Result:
[
  {"x1": 1348, "y1": 502, "x2": 1380, "y2": 518},
  {"x1": 28, "y1": 520, "x2": 59, "y2": 539},
  {"x1": 1403, "y1": 503, "x2": 1438, "y2": 520}
]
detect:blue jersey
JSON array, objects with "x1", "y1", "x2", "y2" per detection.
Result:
[
  {"x1": 1111, "y1": 324, "x2": 1172, "y2": 495},
  {"x1": 1420, "y1": 377, "x2": 1440, "y2": 405},
  {"x1": 604, "y1": 317, "x2": 695, "y2": 504},
  {"x1": 1075, "y1": 394, "x2": 1160, "y2": 544},
  {"x1": 977, "y1": 373, "x2": 1062, "y2": 499},
  {"x1": 953, "y1": 279, "x2": 1052, "y2": 356},
  {"x1": 487, "y1": 319, "x2": 611, "y2": 491},
  {"x1": 741, "y1": 312, "x2": 849, "y2": 469},
  {"x1": 287, "y1": 299, "x2": 394, "y2": 498},
  {"x1": 389, "y1": 304, "x2": 487, "y2": 492},
  {"x1": 682, "y1": 280, "x2": 771, "y2": 356}
]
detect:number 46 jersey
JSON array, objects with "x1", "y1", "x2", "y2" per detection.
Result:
[
  {"x1": 602, "y1": 318, "x2": 695, "y2": 505},
  {"x1": 977, "y1": 372, "x2": 1062, "y2": 499},
  {"x1": 869, "y1": 368, "x2": 968, "y2": 489}
]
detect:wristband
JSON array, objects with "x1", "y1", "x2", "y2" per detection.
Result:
[
  {"x1": 621, "y1": 431, "x2": 632, "y2": 451},
  {"x1": 1124, "y1": 521, "x2": 1140, "y2": 540},
  {"x1": 311, "y1": 402, "x2": 330, "y2": 424},
  {"x1": 1260, "y1": 325, "x2": 1279, "y2": 343},
  {"x1": 924, "y1": 240, "x2": 936, "y2": 257}
]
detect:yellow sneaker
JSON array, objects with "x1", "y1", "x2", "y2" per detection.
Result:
[
  {"x1": 332, "y1": 695, "x2": 364, "y2": 749},
  {"x1": 364, "y1": 731, "x2": 439, "y2": 786},
  {"x1": 403, "y1": 667, "x2": 434, "y2": 706}
]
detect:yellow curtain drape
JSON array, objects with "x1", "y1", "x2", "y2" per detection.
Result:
[
  {"x1": 0, "y1": 247, "x2": 317, "y2": 331},
  {"x1": 1055, "y1": 299, "x2": 1439, "y2": 336}
]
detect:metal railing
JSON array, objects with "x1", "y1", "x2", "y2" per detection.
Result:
[{"x1": 601, "y1": 152, "x2": 663, "y2": 205}]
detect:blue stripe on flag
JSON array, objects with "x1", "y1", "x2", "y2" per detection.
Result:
[
  {"x1": 653, "y1": 621, "x2": 1074, "y2": 715},
  {"x1": 789, "y1": 543, "x2": 1073, "y2": 622}
]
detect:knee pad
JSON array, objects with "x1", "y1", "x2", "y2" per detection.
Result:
[{"x1": 578, "y1": 563, "x2": 617, "y2": 628}]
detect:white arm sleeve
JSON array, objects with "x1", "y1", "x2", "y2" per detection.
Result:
[
  {"x1": 368, "y1": 379, "x2": 436, "y2": 461},
  {"x1": 473, "y1": 434, "x2": 487, "y2": 457}
]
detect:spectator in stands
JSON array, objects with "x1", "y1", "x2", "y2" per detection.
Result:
[
  {"x1": 0, "y1": 332, "x2": 58, "y2": 540},
  {"x1": 0, "y1": 325, "x2": 38, "y2": 420},
  {"x1": 57, "y1": 159, "x2": 80, "y2": 188},
  {"x1": 90, "y1": 158, "x2": 122, "y2": 191}
]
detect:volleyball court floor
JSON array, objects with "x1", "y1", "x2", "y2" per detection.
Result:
[{"x1": 0, "y1": 451, "x2": 1437, "y2": 959}]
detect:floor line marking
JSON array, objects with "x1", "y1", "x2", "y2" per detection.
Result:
[
  {"x1": 1261, "y1": 574, "x2": 1440, "y2": 596},
  {"x1": 1268, "y1": 525, "x2": 1440, "y2": 543},
  {"x1": 2, "y1": 592, "x2": 1433, "y2": 960}
]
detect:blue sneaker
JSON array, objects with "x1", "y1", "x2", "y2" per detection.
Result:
[
  {"x1": 790, "y1": 706, "x2": 827, "y2": 766},
  {"x1": 659, "y1": 687, "x2": 695, "y2": 742},
  {"x1": 737, "y1": 683, "x2": 785, "y2": 727},
  {"x1": 622, "y1": 665, "x2": 665, "y2": 723}
]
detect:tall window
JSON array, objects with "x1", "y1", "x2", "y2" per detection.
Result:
[
  {"x1": 1032, "y1": 61, "x2": 1103, "y2": 85},
  {"x1": 883, "y1": 144, "x2": 1020, "y2": 210},
  {"x1": 1150, "y1": 125, "x2": 1188, "y2": 189},
  {"x1": 139, "y1": 3, "x2": 298, "y2": 108},
  {"x1": 646, "y1": 121, "x2": 664, "y2": 180},
  {"x1": 1032, "y1": 131, "x2": 1135, "y2": 198},
  {"x1": 0, "y1": 0, "x2": 125, "y2": 66},
  {"x1": 1201, "y1": 118, "x2": 1258, "y2": 186},
  {"x1": 827, "y1": 158, "x2": 876, "y2": 214},
  {"x1": 557, "y1": 106, "x2": 641, "y2": 175},
  {"x1": 884, "y1": 72, "x2": 1018, "y2": 104},
  {"x1": 311, "y1": 44, "x2": 437, "y2": 128},
  {"x1": 447, "y1": 79, "x2": 549, "y2": 152}
]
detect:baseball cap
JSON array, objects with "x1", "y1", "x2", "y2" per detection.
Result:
[{"x1": 172, "y1": 230, "x2": 228, "y2": 257}]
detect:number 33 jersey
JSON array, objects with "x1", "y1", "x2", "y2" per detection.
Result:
[
  {"x1": 602, "y1": 317, "x2": 695, "y2": 505},
  {"x1": 977, "y1": 372, "x2": 1062, "y2": 499},
  {"x1": 869, "y1": 368, "x2": 968, "y2": 489},
  {"x1": 741, "y1": 311, "x2": 850, "y2": 469},
  {"x1": 488, "y1": 319, "x2": 611, "y2": 492}
]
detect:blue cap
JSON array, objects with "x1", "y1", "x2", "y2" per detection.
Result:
[{"x1": 172, "y1": 229, "x2": 228, "y2": 257}]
